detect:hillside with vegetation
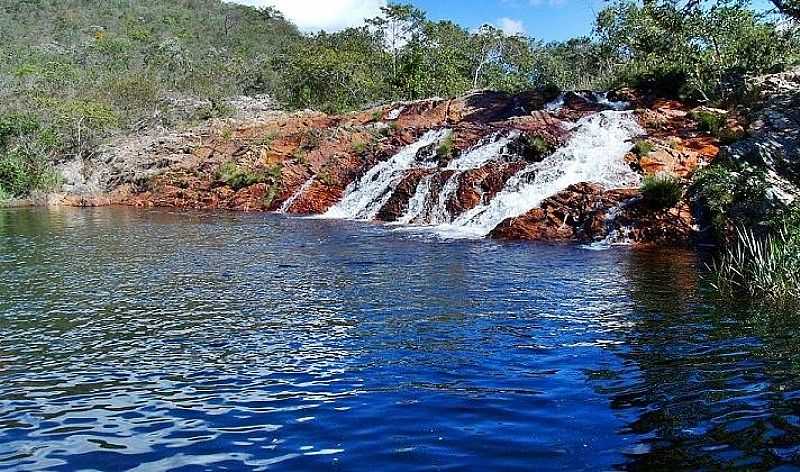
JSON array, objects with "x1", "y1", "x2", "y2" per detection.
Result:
[{"x1": 2, "y1": 0, "x2": 800, "y2": 307}]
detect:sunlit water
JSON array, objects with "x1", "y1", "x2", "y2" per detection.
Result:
[{"x1": 2, "y1": 207, "x2": 800, "y2": 471}]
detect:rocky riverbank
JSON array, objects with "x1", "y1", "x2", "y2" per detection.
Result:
[{"x1": 36, "y1": 74, "x2": 800, "y2": 247}]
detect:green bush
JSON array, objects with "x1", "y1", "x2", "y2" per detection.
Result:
[
  {"x1": 215, "y1": 162, "x2": 276, "y2": 191},
  {"x1": 710, "y1": 223, "x2": 800, "y2": 310},
  {"x1": 436, "y1": 132, "x2": 455, "y2": 160},
  {"x1": 523, "y1": 134, "x2": 555, "y2": 160},
  {"x1": 632, "y1": 140, "x2": 654, "y2": 157},
  {"x1": 691, "y1": 110, "x2": 726, "y2": 136},
  {"x1": 0, "y1": 114, "x2": 60, "y2": 197},
  {"x1": 641, "y1": 173, "x2": 683, "y2": 209},
  {"x1": 691, "y1": 163, "x2": 770, "y2": 239},
  {"x1": 352, "y1": 140, "x2": 368, "y2": 155}
]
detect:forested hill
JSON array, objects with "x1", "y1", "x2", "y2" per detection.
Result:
[{"x1": 0, "y1": 0, "x2": 799, "y2": 199}]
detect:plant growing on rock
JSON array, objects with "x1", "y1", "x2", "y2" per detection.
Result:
[
  {"x1": 691, "y1": 110, "x2": 726, "y2": 136},
  {"x1": 352, "y1": 140, "x2": 368, "y2": 156},
  {"x1": 641, "y1": 173, "x2": 683, "y2": 210},
  {"x1": 435, "y1": 132, "x2": 456, "y2": 161},
  {"x1": 300, "y1": 129, "x2": 324, "y2": 151},
  {"x1": 216, "y1": 162, "x2": 280, "y2": 191},
  {"x1": 632, "y1": 140, "x2": 654, "y2": 157},
  {"x1": 691, "y1": 162, "x2": 771, "y2": 240}
]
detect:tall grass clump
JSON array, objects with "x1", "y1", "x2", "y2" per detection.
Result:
[
  {"x1": 710, "y1": 225, "x2": 800, "y2": 310},
  {"x1": 641, "y1": 173, "x2": 683, "y2": 209}
]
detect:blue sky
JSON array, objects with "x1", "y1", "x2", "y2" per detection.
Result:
[
  {"x1": 415, "y1": 0, "x2": 607, "y2": 41},
  {"x1": 232, "y1": 0, "x2": 778, "y2": 42}
]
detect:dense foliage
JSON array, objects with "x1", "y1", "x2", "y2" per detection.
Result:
[{"x1": 1, "y1": 0, "x2": 798, "y2": 197}]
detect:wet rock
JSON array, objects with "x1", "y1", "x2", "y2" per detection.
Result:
[
  {"x1": 376, "y1": 169, "x2": 433, "y2": 221},
  {"x1": 490, "y1": 182, "x2": 695, "y2": 246}
]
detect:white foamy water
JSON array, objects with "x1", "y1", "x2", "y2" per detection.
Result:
[
  {"x1": 324, "y1": 129, "x2": 449, "y2": 220},
  {"x1": 398, "y1": 174, "x2": 433, "y2": 224},
  {"x1": 397, "y1": 133, "x2": 517, "y2": 225},
  {"x1": 581, "y1": 200, "x2": 636, "y2": 250},
  {"x1": 436, "y1": 111, "x2": 643, "y2": 238},
  {"x1": 544, "y1": 92, "x2": 629, "y2": 112},
  {"x1": 278, "y1": 177, "x2": 316, "y2": 214}
]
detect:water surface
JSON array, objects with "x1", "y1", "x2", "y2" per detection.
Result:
[{"x1": 2, "y1": 207, "x2": 800, "y2": 470}]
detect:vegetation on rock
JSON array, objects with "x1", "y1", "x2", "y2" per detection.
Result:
[
  {"x1": 1, "y1": 0, "x2": 798, "y2": 198},
  {"x1": 641, "y1": 173, "x2": 683, "y2": 209}
]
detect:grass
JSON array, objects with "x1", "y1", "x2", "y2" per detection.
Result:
[
  {"x1": 691, "y1": 111, "x2": 727, "y2": 137},
  {"x1": 216, "y1": 161, "x2": 281, "y2": 191},
  {"x1": 632, "y1": 140, "x2": 654, "y2": 157},
  {"x1": 710, "y1": 224, "x2": 800, "y2": 310},
  {"x1": 641, "y1": 173, "x2": 683, "y2": 209},
  {"x1": 352, "y1": 140, "x2": 368, "y2": 156},
  {"x1": 436, "y1": 132, "x2": 455, "y2": 160}
]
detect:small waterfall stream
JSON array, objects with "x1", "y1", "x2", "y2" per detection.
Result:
[
  {"x1": 397, "y1": 132, "x2": 518, "y2": 225},
  {"x1": 319, "y1": 107, "x2": 643, "y2": 239},
  {"x1": 437, "y1": 111, "x2": 643, "y2": 238},
  {"x1": 324, "y1": 129, "x2": 449, "y2": 220},
  {"x1": 278, "y1": 177, "x2": 316, "y2": 213}
]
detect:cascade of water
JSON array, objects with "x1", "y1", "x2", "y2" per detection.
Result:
[
  {"x1": 324, "y1": 129, "x2": 449, "y2": 220},
  {"x1": 278, "y1": 177, "x2": 316, "y2": 214},
  {"x1": 544, "y1": 93, "x2": 566, "y2": 111},
  {"x1": 396, "y1": 132, "x2": 517, "y2": 225},
  {"x1": 397, "y1": 174, "x2": 434, "y2": 224},
  {"x1": 582, "y1": 200, "x2": 637, "y2": 250},
  {"x1": 438, "y1": 111, "x2": 643, "y2": 238},
  {"x1": 544, "y1": 91, "x2": 629, "y2": 112}
]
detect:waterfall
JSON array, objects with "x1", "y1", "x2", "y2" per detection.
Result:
[
  {"x1": 438, "y1": 111, "x2": 643, "y2": 238},
  {"x1": 398, "y1": 174, "x2": 433, "y2": 224},
  {"x1": 396, "y1": 132, "x2": 517, "y2": 225},
  {"x1": 544, "y1": 92, "x2": 628, "y2": 112},
  {"x1": 581, "y1": 200, "x2": 636, "y2": 250},
  {"x1": 278, "y1": 177, "x2": 315, "y2": 214},
  {"x1": 324, "y1": 129, "x2": 449, "y2": 220}
]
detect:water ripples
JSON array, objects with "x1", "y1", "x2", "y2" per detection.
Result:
[{"x1": 1, "y1": 207, "x2": 800, "y2": 470}]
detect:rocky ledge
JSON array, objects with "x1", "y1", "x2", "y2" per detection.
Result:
[{"x1": 55, "y1": 87, "x2": 732, "y2": 247}]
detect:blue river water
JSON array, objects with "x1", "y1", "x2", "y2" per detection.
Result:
[{"x1": 1, "y1": 207, "x2": 800, "y2": 471}]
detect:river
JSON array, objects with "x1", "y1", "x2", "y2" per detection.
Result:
[{"x1": 1, "y1": 207, "x2": 799, "y2": 470}]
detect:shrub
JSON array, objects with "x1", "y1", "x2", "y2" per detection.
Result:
[
  {"x1": 300, "y1": 129, "x2": 323, "y2": 151},
  {"x1": 216, "y1": 162, "x2": 270, "y2": 190},
  {"x1": 710, "y1": 223, "x2": 800, "y2": 310},
  {"x1": 352, "y1": 140, "x2": 368, "y2": 155},
  {"x1": 0, "y1": 114, "x2": 61, "y2": 197},
  {"x1": 632, "y1": 140, "x2": 654, "y2": 157},
  {"x1": 691, "y1": 163, "x2": 770, "y2": 239},
  {"x1": 436, "y1": 132, "x2": 455, "y2": 160},
  {"x1": 641, "y1": 173, "x2": 683, "y2": 209},
  {"x1": 691, "y1": 110, "x2": 726, "y2": 136}
]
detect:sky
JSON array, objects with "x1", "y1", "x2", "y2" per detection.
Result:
[{"x1": 230, "y1": 0, "x2": 777, "y2": 42}]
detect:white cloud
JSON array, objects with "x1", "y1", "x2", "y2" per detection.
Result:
[
  {"x1": 497, "y1": 17, "x2": 526, "y2": 36},
  {"x1": 227, "y1": 0, "x2": 387, "y2": 32}
]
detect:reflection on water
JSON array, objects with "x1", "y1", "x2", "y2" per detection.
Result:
[{"x1": 1, "y1": 207, "x2": 799, "y2": 470}]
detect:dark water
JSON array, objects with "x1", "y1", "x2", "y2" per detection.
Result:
[{"x1": 2, "y1": 207, "x2": 800, "y2": 471}]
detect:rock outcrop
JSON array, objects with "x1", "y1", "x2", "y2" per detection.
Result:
[
  {"x1": 722, "y1": 67, "x2": 800, "y2": 206},
  {"x1": 54, "y1": 87, "x2": 731, "y2": 247}
]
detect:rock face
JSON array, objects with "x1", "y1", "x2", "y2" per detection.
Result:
[
  {"x1": 57, "y1": 87, "x2": 732, "y2": 246},
  {"x1": 489, "y1": 183, "x2": 695, "y2": 246},
  {"x1": 722, "y1": 67, "x2": 800, "y2": 205}
]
